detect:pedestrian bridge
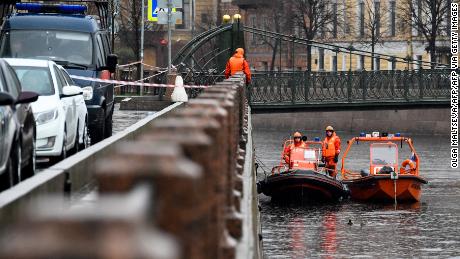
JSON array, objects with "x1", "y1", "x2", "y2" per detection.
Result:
[{"x1": 166, "y1": 23, "x2": 451, "y2": 110}]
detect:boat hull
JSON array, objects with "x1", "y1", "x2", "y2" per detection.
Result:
[
  {"x1": 343, "y1": 175, "x2": 428, "y2": 202},
  {"x1": 258, "y1": 170, "x2": 347, "y2": 201}
]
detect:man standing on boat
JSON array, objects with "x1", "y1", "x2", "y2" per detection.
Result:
[
  {"x1": 283, "y1": 132, "x2": 306, "y2": 165},
  {"x1": 225, "y1": 48, "x2": 252, "y2": 85},
  {"x1": 322, "y1": 126, "x2": 341, "y2": 178}
]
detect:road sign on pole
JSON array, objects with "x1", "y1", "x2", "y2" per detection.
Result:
[{"x1": 147, "y1": 0, "x2": 158, "y2": 21}]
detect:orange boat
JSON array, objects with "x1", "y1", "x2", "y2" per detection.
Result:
[
  {"x1": 341, "y1": 133, "x2": 428, "y2": 202},
  {"x1": 258, "y1": 139, "x2": 347, "y2": 201}
]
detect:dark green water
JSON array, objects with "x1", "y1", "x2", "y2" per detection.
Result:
[{"x1": 254, "y1": 129, "x2": 459, "y2": 258}]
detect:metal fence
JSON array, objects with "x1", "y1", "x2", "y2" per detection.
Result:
[{"x1": 248, "y1": 69, "x2": 451, "y2": 106}]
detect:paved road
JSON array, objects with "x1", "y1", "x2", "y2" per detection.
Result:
[{"x1": 112, "y1": 103, "x2": 153, "y2": 135}]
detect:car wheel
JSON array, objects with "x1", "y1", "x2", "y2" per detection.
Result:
[
  {"x1": 104, "y1": 108, "x2": 113, "y2": 138},
  {"x1": 22, "y1": 135, "x2": 36, "y2": 180},
  {"x1": 79, "y1": 119, "x2": 90, "y2": 150},
  {"x1": 90, "y1": 109, "x2": 105, "y2": 144}
]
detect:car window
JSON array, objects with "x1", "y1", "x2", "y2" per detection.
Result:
[
  {"x1": 101, "y1": 33, "x2": 111, "y2": 55},
  {"x1": 0, "y1": 70, "x2": 6, "y2": 92},
  {"x1": 53, "y1": 66, "x2": 66, "y2": 93},
  {"x1": 0, "y1": 30, "x2": 93, "y2": 66},
  {"x1": 6, "y1": 65, "x2": 22, "y2": 92},
  {"x1": 60, "y1": 68, "x2": 74, "y2": 86},
  {"x1": 96, "y1": 34, "x2": 106, "y2": 67},
  {"x1": 13, "y1": 66, "x2": 55, "y2": 96},
  {"x1": 2, "y1": 64, "x2": 20, "y2": 98}
]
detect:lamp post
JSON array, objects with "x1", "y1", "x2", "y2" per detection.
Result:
[
  {"x1": 140, "y1": 0, "x2": 145, "y2": 95},
  {"x1": 167, "y1": 0, "x2": 172, "y2": 74}
]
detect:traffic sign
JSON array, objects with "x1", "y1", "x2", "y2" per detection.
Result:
[{"x1": 147, "y1": 0, "x2": 158, "y2": 21}]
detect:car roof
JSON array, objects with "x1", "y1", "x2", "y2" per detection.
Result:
[
  {"x1": 3, "y1": 14, "x2": 99, "y2": 33},
  {"x1": 3, "y1": 58, "x2": 53, "y2": 68}
]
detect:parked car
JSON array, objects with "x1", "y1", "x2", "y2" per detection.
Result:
[
  {"x1": 0, "y1": 2, "x2": 118, "y2": 143},
  {"x1": 5, "y1": 58, "x2": 89, "y2": 163},
  {"x1": 0, "y1": 59, "x2": 38, "y2": 190}
]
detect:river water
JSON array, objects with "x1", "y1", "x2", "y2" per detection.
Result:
[{"x1": 253, "y1": 129, "x2": 459, "y2": 258}]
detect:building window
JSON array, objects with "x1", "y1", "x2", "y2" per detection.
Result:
[
  {"x1": 201, "y1": 13, "x2": 209, "y2": 24},
  {"x1": 374, "y1": 0, "x2": 380, "y2": 36},
  {"x1": 417, "y1": 55, "x2": 423, "y2": 69},
  {"x1": 390, "y1": 1, "x2": 396, "y2": 36},
  {"x1": 375, "y1": 56, "x2": 380, "y2": 70},
  {"x1": 359, "y1": 1, "x2": 365, "y2": 37},
  {"x1": 319, "y1": 49, "x2": 325, "y2": 71},
  {"x1": 332, "y1": 2, "x2": 338, "y2": 38},
  {"x1": 359, "y1": 55, "x2": 365, "y2": 70},
  {"x1": 261, "y1": 61, "x2": 268, "y2": 71},
  {"x1": 332, "y1": 55, "x2": 338, "y2": 72}
]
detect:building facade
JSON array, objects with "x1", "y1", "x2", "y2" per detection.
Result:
[{"x1": 234, "y1": 0, "x2": 451, "y2": 72}]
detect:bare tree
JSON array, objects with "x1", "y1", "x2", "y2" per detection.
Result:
[
  {"x1": 400, "y1": 0, "x2": 450, "y2": 68},
  {"x1": 117, "y1": 0, "x2": 163, "y2": 77},
  {"x1": 359, "y1": 0, "x2": 390, "y2": 70},
  {"x1": 256, "y1": 0, "x2": 289, "y2": 71},
  {"x1": 289, "y1": 0, "x2": 347, "y2": 72}
]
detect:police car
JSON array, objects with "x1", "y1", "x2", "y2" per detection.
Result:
[{"x1": 0, "y1": 1, "x2": 117, "y2": 143}]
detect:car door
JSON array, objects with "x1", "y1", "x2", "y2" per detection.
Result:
[
  {"x1": 52, "y1": 65, "x2": 77, "y2": 147},
  {"x1": 0, "y1": 66, "x2": 16, "y2": 172},
  {"x1": 4, "y1": 63, "x2": 34, "y2": 165},
  {"x1": 60, "y1": 67, "x2": 85, "y2": 135},
  {"x1": 0, "y1": 75, "x2": 7, "y2": 169}
]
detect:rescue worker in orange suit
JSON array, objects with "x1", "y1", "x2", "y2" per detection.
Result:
[
  {"x1": 322, "y1": 126, "x2": 341, "y2": 178},
  {"x1": 224, "y1": 48, "x2": 251, "y2": 85},
  {"x1": 283, "y1": 132, "x2": 306, "y2": 165}
]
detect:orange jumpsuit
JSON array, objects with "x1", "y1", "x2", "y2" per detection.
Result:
[
  {"x1": 322, "y1": 133, "x2": 341, "y2": 177},
  {"x1": 224, "y1": 48, "x2": 251, "y2": 84}
]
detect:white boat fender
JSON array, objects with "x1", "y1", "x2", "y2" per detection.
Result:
[{"x1": 171, "y1": 75, "x2": 188, "y2": 102}]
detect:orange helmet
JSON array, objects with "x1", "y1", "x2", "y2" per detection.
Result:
[
  {"x1": 235, "y1": 48, "x2": 244, "y2": 55},
  {"x1": 293, "y1": 132, "x2": 302, "y2": 138}
]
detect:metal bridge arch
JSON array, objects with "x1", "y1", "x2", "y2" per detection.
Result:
[{"x1": 171, "y1": 23, "x2": 450, "y2": 108}]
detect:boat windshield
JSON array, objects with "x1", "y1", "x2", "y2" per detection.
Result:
[
  {"x1": 371, "y1": 144, "x2": 398, "y2": 166},
  {"x1": 303, "y1": 149, "x2": 318, "y2": 162},
  {"x1": 0, "y1": 30, "x2": 93, "y2": 66}
]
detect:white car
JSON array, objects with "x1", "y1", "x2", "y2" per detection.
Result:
[{"x1": 5, "y1": 58, "x2": 90, "y2": 163}]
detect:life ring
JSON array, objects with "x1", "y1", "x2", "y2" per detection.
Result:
[{"x1": 401, "y1": 159, "x2": 416, "y2": 174}]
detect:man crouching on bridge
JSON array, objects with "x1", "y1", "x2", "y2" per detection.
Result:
[
  {"x1": 225, "y1": 48, "x2": 251, "y2": 85},
  {"x1": 322, "y1": 126, "x2": 341, "y2": 178}
]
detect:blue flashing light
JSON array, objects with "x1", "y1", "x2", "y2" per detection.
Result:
[
  {"x1": 359, "y1": 132, "x2": 366, "y2": 137},
  {"x1": 395, "y1": 133, "x2": 401, "y2": 137},
  {"x1": 314, "y1": 137, "x2": 320, "y2": 142},
  {"x1": 16, "y1": 3, "x2": 87, "y2": 14}
]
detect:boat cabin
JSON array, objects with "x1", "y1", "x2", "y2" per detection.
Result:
[
  {"x1": 289, "y1": 146, "x2": 319, "y2": 170},
  {"x1": 271, "y1": 140, "x2": 323, "y2": 174},
  {"x1": 341, "y1": 134, "x2": 420, "y2": 180},
  {"x1": 370, "y1": 143, "x2": 399, "y2": 175}
]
